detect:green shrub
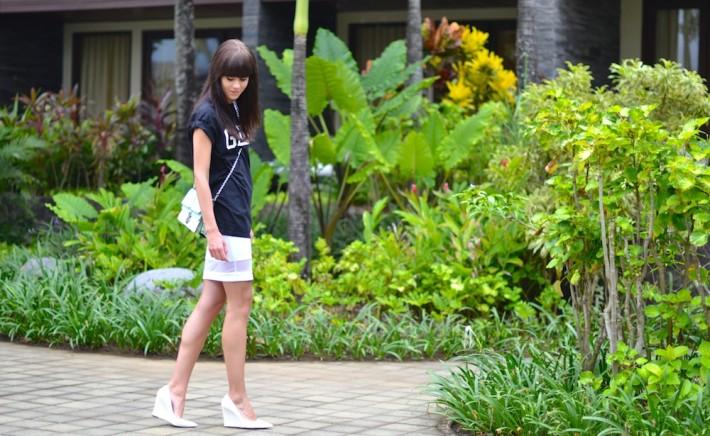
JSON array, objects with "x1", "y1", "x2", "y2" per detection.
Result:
[
  {"x1": 430, "y1": 328, "x2": 710, "y2": 435},
  {"x1": 0, "y1": 88, "x2": 174, "y2": 193},
  {"x1": 430, "y1": 343, "x2": 598, "y2": 435},
  {"x1": 610, "y1": 59, "x2": 710, "y2": 132},
  {"x1": 0, "y1": 249, "x2": 471, "y2": 360},
  {"x1": 46, "y1": 160, "x2": 203, "y2": 282},
  {"x1": 518, "y1": 60, "x2": 709, "y2": 372},
  {"x1": 305, "y1": 186, "x2": 548, "y2": 318}
]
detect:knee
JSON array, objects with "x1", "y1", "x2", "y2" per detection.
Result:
[
  {"x1": 225, "y1": 299, "x2": 252, "y2": 319},
  {"x1": 197, "y1": 299, "x2": 225, "y2": 318}
]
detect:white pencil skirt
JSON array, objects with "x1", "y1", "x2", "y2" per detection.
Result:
[{"x1": 203, "y1": 235, "x2": 253, "y2": 282}]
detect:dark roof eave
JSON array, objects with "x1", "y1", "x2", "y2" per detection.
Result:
[{"x1": 0, "y1": 0, "x2": 245, "y2": 14}]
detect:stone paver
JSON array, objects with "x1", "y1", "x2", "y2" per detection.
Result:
[{"x1": 0, "y1": 340, "x2": 458, "y2": 435}]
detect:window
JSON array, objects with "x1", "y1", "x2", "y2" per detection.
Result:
[
  {"x1": 643, "y1": 0, "x2": 709, "y2": 80},
  {"x1": 142, "y1": 29, "x2": 240, "y2": 103},
  {"x1": 72, "y1": 32, "x2": 131, "y2": 115}
]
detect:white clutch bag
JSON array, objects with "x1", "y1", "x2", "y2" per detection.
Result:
[{"x1": 178, "y1": 187, "x2": 205, "y2": 235}]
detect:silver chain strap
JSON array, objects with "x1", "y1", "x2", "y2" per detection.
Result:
[
  {"x1": 211, "y1": 101, "x2": 245, "y2": 202},
  {"x1": 212, "y1": 147, "x2": 242, "y2": 201}
]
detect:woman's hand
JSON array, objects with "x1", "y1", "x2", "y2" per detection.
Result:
[
  {"x1": 207, "y1": 229, "x2": 229, "y2": 261},
  {"x1": 250, "y1": 229, "x2": 254, "y2": 241}
]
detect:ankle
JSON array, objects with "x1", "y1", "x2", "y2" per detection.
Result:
[
  {"x1": 168, "y1": 383, "x2": 187, "y2": 400},
  {"x1": 228, "y1": 391, "x2": 247, "y2": 404}
]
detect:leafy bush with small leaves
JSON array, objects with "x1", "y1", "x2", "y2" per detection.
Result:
[{"x1": 307, "y1": 186, "x2": 548, "y2": 318}]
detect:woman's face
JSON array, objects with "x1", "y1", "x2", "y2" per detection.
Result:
[{"x1": 220, "y1": 75, "x2": 249, "y2": 103}]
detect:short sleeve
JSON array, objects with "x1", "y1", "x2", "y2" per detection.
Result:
[{"x1": 189, "y1": 103, "x2": 219, "y2": 145}]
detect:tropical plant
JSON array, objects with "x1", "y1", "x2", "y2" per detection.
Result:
[
  {"x1": 259, "y1": 29, "x2": 507, "y2": 244},
  {"x1": 138, "y1": 89, "x2": 176, "y2": 158},
  {"x1": 422, "y1": 18, "x2": 517, "y2": 110},
  {"x1": 45, "y1": 160, "x2": 202, "y2": 282},
  {"x1": 4, "y1": 88, "x2": 168, "y2": 192},
  {"x1": 0, "y1": 101, "x2": 46, "y2": 192}
]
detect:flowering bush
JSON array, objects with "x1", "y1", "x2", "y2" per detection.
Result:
[{"x1": 422, "y1": 18, "x2": 516, "y2": 111}]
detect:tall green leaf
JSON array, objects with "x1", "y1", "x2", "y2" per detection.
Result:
[
  {"x1": 306, "y1": 56, "x2": 366, "y2": 116},
  {"x1": 250, "y1": 152, "x2": 273, "y2": 219},
  {"x1": 313, "y1": 28, "x2": 358, "y2": 74},
  {"x1": 375, "y1": 128, "x2": 401, "y2": 168},
  {"x1": 361, "y1": 40, "x2": 406, "y2": 96},
  {"x1": 327, "y1": 60, "x2": 367, "y2": 114},
  {"x1": 421, "y1": 111, "x2": 445, "y2": 160},
  {"x1": 438, "y1": 102, "x2": 499, "y2": 171},
  {"x1": 349, "y1": 109, "x2": 385, "y2": 166},
  {"x1": 256, "y1": 46, "x2": 293, "y2": 97},
  {"x1": 264, "y1": 109, "x2": 291, "y2": 166},
  {"x1": 373, "y1": 77, "x2": 436, "y2": 121},
  {"x1": 311, "y1": 133, "x2": 336, "y2": 164},
  {"x1": 305, "y1": 56, "x2": 328, "y2": 116},
  {"x1": 398, "y1": 131, "x2": 435, "y2": 179}
]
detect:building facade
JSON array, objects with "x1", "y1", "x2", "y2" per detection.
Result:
[{"x1": 0, "y1": 0, "x2": 706, "y2": 118}]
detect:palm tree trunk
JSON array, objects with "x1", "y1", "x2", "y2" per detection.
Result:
[
  {"x1": 174, "y1": 0, "x2": 195, "y2": 166},
  {"x1": 288, "y1": 0, "x2": 312, "y2": 275},
  {"x1": 516, "y1": 0, "x2": 620, "y2": 88},
  {"x1": 406, "y1": 0, "x2": 422, "y2": 85},
  {"x1": 516, "y1": 0, "x2": 559, "y2": 88}
]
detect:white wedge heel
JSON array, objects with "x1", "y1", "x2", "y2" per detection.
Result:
[
  {"x1": 221, "y1": 394, "x2": 273, "y2": 429},
  {"x1": 151, "y1": 385, "x2": 198, "y2": 428}
]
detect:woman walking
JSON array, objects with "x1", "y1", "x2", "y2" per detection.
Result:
[{"x1": 152, "y1": 39, "x2": 272, "y2": 430}]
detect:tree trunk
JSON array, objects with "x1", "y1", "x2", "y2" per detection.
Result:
[
  {"x1": 406, "y1": 0, "x2": 422, "y2": 85},
  {"x1": 516, "y1": 0, "x2": 620, "y2": 87},
  {"x1": 515, "y1": 0, "x2": 540, "y2": 89},
  {"x1": 599, "y1": 175, "x2": 620, "y2": 372},
  {"x1": 288, "y1": 0, "x2": 312, "y2": 275},
  {"x1": 174, "y1": 0, "x2": 195, "y2": 166}
]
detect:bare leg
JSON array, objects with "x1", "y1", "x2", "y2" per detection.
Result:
[
  {"x1": 222, "y1": 280, "x2": 257, "y2": 420},
  {"x1": 168, "y1": 279, "x2": 226, "y2": 417}
]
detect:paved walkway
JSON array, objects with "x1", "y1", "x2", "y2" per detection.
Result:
[{"x1": 0, "y1": 340, "x2": 458, "y2": 435}]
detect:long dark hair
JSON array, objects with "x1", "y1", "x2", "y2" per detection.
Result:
[{"x1": 195, "y1": 39, "x2": 260, "y2": 139}]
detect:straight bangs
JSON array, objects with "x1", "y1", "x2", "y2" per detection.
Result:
[{"x1": 218, "y1": 46, "x2": 256, "y2": 79}]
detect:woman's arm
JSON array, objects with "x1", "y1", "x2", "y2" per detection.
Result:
[{"x1": 193, "y1": 128, "x2": 228, "y2": 260}]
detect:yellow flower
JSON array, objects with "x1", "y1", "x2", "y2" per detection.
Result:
[
  {"x1": 446, "y1": 80, "x2": 473, "y2": 107},
  {"x1": 470, "y1": 50, "x2": 504, "y2": 77},
  {"x1": 491, "y1": 69, "x2": 517, "y2": 93},
  {"x1": 461, "y1": 27, "x2": 489, "y2": 57}
]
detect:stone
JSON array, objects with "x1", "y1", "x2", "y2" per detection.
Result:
[
  {"x1": 19, "y1": 257, "x2": 58, "y2": 276},
  {"x1": 124, "y1": 267, "x2": 196, "y2": 296}
]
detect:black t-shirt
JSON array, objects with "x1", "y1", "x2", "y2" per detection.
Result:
[{"x1": 188, "y1": 99, "x2": 252, "y2": 238}]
